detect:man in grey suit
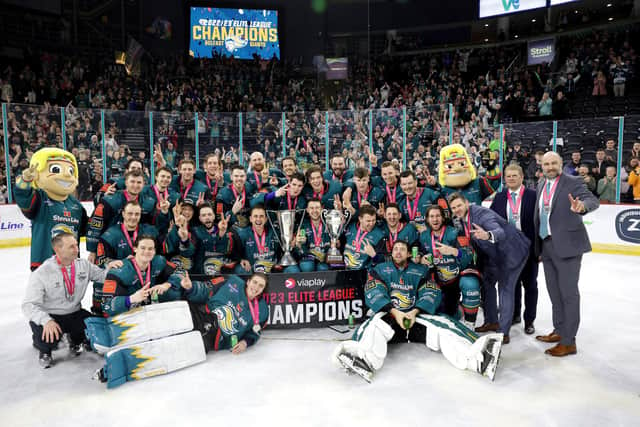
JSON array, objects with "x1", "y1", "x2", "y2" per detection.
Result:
[
  {"x1": 448, "y1": 192, "x2": 530, "y2": 344},
  {"x1": 534, "y1": 151, "x2": 599, "y2": 357}
]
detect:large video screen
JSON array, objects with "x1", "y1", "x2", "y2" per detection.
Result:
[
  {"x1": 479, "y1": 0, "x2": 547, "y2": 18},
  {"x1": 189, "y1": 7, "x2": 280, "y2": 59}
]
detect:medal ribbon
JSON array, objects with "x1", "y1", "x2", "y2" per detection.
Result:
[
  {"x1": 152, "y1": 185, "x2": 169, "y2": 209},
  {"x1": 463, "y1": 213, "x2": 472, "y2": 239},
  {"x1": 253, "y1": 171, "x2": 262, "y2": 190},
  {"x1": 180, "y1": 179, "x2": 194, "y2": 200},
  {"x1": 311, "y1": 221, "x2": 323, "y2": 247},
  {"x1": 131, "y1": 258, "x2": 151, "y2": 288},
  {"x1": 406, "y1": 189, "x2": 422, "y2": 220},
  {"x1": 253, "y1": 227, "x2": 267, "y2": 254},
  {"x1": 121, "y1": 223, "x2": 138, "y2": 253},
  {"x1": 287, "y1": 192, "x2": 297, "y2": 210},
  {"x1": 507, "y1": 186, "x2": 525, "y2": 220},
  {"x1": 205, "y1": 175, "x2": 219, "y2": 196},
  {"x1": 313, "y1": 182, "x2": 326, "y2": 199},
  {"x1": 123, "y1": 190, "x2": 138, "y2": 202},
  {"x1": 387, "y1": 223, "x2": 404, "y2": 252},
  {"x1": 354, "y1": 226, "x2": 369, "y2": 252},
  {"x1": 231, "y1": 185, "x2": 246, "y2": 208},
  {"x1": 431, "y1": 226, "x2": 447, "y2": 257},
  {"x1": 386, "y1": 184, "x2": 397, "y2": 203},
  {"x1": 56, "y1": 256, "x2": 75, "y2": 297},
  {"x1": 357, "y1": 187, "x2": 370, "y2": 207},
  {"x1": 248, "y1": 298, "x2": 260, "y2": 328},
  {"x1": 542, "y1": 178, "x2": 559, "y2": 208}
]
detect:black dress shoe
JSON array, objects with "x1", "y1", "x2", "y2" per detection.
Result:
[
  {"x1": 524, "y1": 323, "x2": 535, "y2": 335},
  {"x1": 512, "y1": 316, "x2": 522, "y2": 325}
]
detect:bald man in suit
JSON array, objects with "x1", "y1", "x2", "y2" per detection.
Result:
[{"x1": 534, "y1": 151, "x2": 599, "y2": 357}]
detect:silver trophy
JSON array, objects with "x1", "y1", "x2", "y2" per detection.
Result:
[
  {"x1": 267, "y1": 209, "x2": 305, "y2": 266},
  {"x1": 321, "y1": 209, "x2": 351, "y2": 265}
]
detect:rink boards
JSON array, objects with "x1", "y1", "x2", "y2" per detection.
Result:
[{"x1": 0, "y1": 202, "x2": 638, "y2": 255}]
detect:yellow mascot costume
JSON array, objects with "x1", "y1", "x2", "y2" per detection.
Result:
[
  {"x1": 14, "y1": 148, "x2": 87, "y2": 270},
  {"x1": 438, "y1": 144, "x2": 496, "y2": 206}
]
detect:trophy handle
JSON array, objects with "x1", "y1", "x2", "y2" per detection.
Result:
[
  {"x1": 321, "y1": 209, "x2": 329, "y2": 227},
  {"x1": 266, "y1": 210, "x2": 285, "y2": 249},
  {"x1": 342, "y1": 208, "x2": 351, "y2": 230},
  {"x1": 295, "y1": 209, "x2": 306, "y2": 240}
]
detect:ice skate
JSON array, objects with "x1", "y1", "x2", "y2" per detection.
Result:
[
  {"x1": 336, "y1": 352, "x2": 374, "y2": 383},
  {"x1": 480, "y1": 336, "x2": 503, "y2": 381}
]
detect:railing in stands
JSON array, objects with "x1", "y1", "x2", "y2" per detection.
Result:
[{"x1": 1, "y1": 102, "x2": 638, "y2": 205}]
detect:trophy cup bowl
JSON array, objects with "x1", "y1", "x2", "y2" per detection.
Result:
[
  {"x1": 321, "y1": 208, "x2": 350, "y2": 265},
  {"x1": 267, "y1": 209, "x2": 305, "y2": 267}
]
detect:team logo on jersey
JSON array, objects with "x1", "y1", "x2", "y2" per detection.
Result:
[
  {"x1": 391, "y1": 290, "x2": 414, "y2": 310},
  {"x1": 285, "y1": 278, "x2": 296, "y2": 289},
  {"x1": 213, "y1": 305, "x2": 237, "y2": 335},
  {"x1": 615, "y1": 209, "x2": 640, "y2": 244}
]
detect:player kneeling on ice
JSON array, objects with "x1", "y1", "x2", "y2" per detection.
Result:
[
  {"x1": 332, "y1": 240, "x2": 503, "y2": 383},
  {"x1": 86, "y1": 234, "x2": 202, "y2": 388},
  {"x1": 85, "y1": 238, "x2": 268, "y2": 388}
]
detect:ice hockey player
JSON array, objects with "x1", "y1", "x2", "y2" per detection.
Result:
[{"x1": 332, "y1": 240, "x2": 503, "y2": 382}]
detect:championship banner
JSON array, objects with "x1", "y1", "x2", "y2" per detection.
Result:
[
  {"x1": 528, "y1": 38, "x2": 555, "y2": 65},
  {"x1": 189, "y1": 7, "x2": 280, "y2": 60},
  {"x1": 194, "y1": 270, "x2": 367, "y2": 330}
]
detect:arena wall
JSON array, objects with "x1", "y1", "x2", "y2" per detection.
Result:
[{"x1": 1, "y1": 203, "x2": 638, "y2": 255}]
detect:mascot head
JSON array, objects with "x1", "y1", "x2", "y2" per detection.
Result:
[
  {"x1": 29, "y1": 148, "x2": 78, "y2": 201},
  {"x1": 482, "y1": 139, "x2": 503, "y2": 180},
  {"x1": 438, "y1": 144, "x2": 476, "y2": 188}
]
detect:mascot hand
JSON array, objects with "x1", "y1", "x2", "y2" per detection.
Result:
[{"x1": 22, "y1": 163, "x2": 38, "y2": 182}]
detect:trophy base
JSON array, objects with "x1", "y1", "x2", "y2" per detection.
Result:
[
  {"x1": 326, "y1": 253, "x2": 345, "y2": 269},
  {"x1": 279, "y1": 252, "x2": 298, "y2": 267}
]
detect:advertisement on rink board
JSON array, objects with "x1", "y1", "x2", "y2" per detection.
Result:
[
  {"x1": 0, "y1": 202, "x2": 95, "y2": 246},
  {"x1": 195, "y1": 270, "x2": 367, "y2": 330}
]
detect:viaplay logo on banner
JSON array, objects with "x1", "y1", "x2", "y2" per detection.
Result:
[
  {"x1": 615, "y1": 209, "x2": 640, "y2": 244},
  {"x1": 528, "y1": 38, "x2": 555, "y2": 65},
  {"x1": 285, "y1": 277, "x2": 326, "y2": 288}
]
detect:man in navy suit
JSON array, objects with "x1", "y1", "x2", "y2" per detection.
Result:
[
  {"x1": 534, "y1": 152, "x2": 599, "y2": 357},
  {"x1": 448, "y1": 192, "x2": 530, "y2": 344},
  {"x1": 490, "y1": 164, "x2": 538, "y2": 335}
]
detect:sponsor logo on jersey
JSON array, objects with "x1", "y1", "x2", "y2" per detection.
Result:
[
  {"x1": 52, "y1": 214, "x2": 80, "y2": 224},
  {"x1": 615, "y1": 209, "x2": 640, "y2": 244}
]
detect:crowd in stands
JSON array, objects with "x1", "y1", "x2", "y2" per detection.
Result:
[{"x1": 1, "y1": 24, "x2": 640, "y2": 204}]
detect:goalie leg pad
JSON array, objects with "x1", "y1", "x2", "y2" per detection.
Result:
[
  {"x1": 416, "y1": 313, "x2": 500, "y2": 376},
  {"x1": 85, "y1": 301, "x2": 194, "y2": 355},
  {"x1": 102, "y1": 331, "x2": 206, "y2": 389},
  {"x1": 332, "y1": 312, "x2": 394, "y2": 372}
]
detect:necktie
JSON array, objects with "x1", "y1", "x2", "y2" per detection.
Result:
[
  {"x1": 510, "y1": 192, "x2": 517, "y2": 224},
  {"x1": 539, "y1": 182, "x2": 551, "y2": 239}
]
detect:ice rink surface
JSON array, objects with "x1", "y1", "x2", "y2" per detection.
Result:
[{"x1": 0, "y1": 246, "x2": 639, "y2": 427}]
